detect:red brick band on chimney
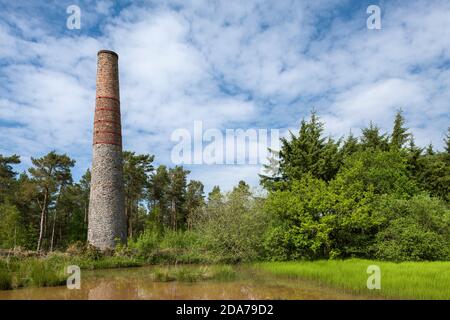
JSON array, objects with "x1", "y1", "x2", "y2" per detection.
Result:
[
  {"x1": 96, "y1": 96, "x2": 120, "y2": 104},
  {"x1": 93, "y1": 95, "x2": 122, "y2": 146},
  {"x1": 95, "y1": 107, "x2": 121, "y2": 114}
]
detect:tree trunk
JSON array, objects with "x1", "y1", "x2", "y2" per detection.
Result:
[
  {"x1": 129, "y1": 203, "x2": 133, "y2": 238},
  {"x1": 125, "y1": 202, "x2": 129, "y2": 237},
  {"x1": 84, "y1": 200, "x2": 88, "y2": 223},
  {"x1": 50, "y1": 186, "x2": 63, "y2": 252},
  {"x1": 50, "y1": 210, "x2": 57, "y2": 252},
  {"x1": 37, "y1": 189, "x2": 48, "y2": 252},
  {"x1": 171, "y1": 200, "x2": 177, "y2": 231}
]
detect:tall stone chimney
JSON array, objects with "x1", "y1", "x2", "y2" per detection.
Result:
[{"x1": 88, "y1": 50, "x2": 127, "y2": 250}]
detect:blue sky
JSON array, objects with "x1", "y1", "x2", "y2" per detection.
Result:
[{"x1": 0, "y1": 0, "x2": 449, "y2": 192}]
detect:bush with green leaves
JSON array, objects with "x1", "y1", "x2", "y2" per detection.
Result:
[
  {"x1": 263, "y1": 149, "x2": 433, "y2": 260},
  {"x1": 196, "y1": 182, "x2": 269, "y2": 263},
  {"x1": 263, "y1": 175, "x2": 334, "y2": 260},
  {"x1": 0, "y1": 203, "x2": 26, "y2": 249},
  {"x1": 373, "y1": 195, "x2": 450, "y2": 261}
]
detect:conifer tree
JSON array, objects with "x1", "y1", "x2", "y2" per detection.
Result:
[
  {"x1": 360, "y1": 122, "x2": 389, "y2": 151},
  {"x1": 390, "y1": 110, "x2": 410, "y2": 150},
  {"x1": 341, "y1": 131, "x2": 359, "y2": 157},
  {"x1": 444, "y1": 127, "x2": 450, "y2": 154},
  {"x1": 185, "y1": 180, "x2": 204, "y2": 230},
  {"x1": 261, "y1": 111, "x2": 341, "y2": 190},
  {"x1": 29, "y1": 151, "x2": 75, "y2": 252}
]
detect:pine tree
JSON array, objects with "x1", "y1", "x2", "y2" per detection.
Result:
[
  {"x1": 123, "y1": 151, "x2": 154, "y2": 237},
  {"x1": 444, "y1": 127, "x2": 450, "y2": 154},
  {"x1": 360, "y1": 122, "x2": 389, "y2": 151},
  {"x1": 341, "y1": 131, "x2": 359, "y2": 157},
  {"x1": 149, "y1": 165, "x2": 170, "y2": 228},
  {"x1": 28, "y1": 151, "x2": 75, "y2": 252},
  {"x1": 261, "y1": 111, "x2": 341, "y2": 190},
  {"x1": 406, "y1": 137, "x2": 423, "y2": 178},
  {"x1": 426, "y1": 143, "x2": 434, "y2": 155},
  {"x1": 185, "y1": 180, "x2": 205, "y2": 230},
  {"x1": 167, "y1": 166, "x2": 189, "y2": 230},
  {"x1": 390, "y1": 110, "x2": 410, "y2": 150},
  {"x1": 207, "y1": 186, "x2": 222, "y2": 204},
  {"x1": 0, "y1": 154, "x2": 20, "y2": 203}
]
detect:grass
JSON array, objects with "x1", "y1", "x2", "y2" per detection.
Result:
[
  {"x1": 256, "y1": 259, "x2": 450, "y2": 300},
  {"x1": 71, "y1": 256, "x2": 142, "y2": 270},
  {"x1": 209, "y1": 265, "x2": 237, "y2": 281},
  {"x1": 0, "y1": 257, "x2": 66, "y2": 289},
  {"x1": 151, "y1": 265, "x2": 237, "y2": 282},
  {"x1": 25, "y1": 259, "x2": 66, "y2": 287},
  {"x1": 2, "y1": 251, "x2": 448, "y2": 300},
  {"x1": 0, "y1": 269, "x2": 13, "y2": 290},
  {"x1": 0, "y1": 253, "x2": 142, "y2": 290}
]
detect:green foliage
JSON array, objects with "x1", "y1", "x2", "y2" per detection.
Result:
[
  {"x1": 151, "y1": 265, "x2": 236, "y2": 282},
  {"x1": 373, "y1": 195, "x2": 450, "y2": 261},
  {"x1": 0, "y1": 110, "x2": 448, "y2": 266},
  {"x1": 360, "y1": 122, "x2": 389, "y2": 151},
  {"x1": 415, "y1": 153, "x2": 450, "y2": 202},
  {"x1": 0, "y1": 256, "x2": 66, "y2": 289},
  {"x1": 209, "y1": 265, "x2": 237, "y2": 281},
  {"x1": 196, "y1": 182, "x2": 269, "y2": 263},
  {"x1": 263, "y1": 175, "x2": 333, "y2": 260},
  {"x1": 26, "y1": 259, "x2": 66, "y2": 287},
  {"x1": 0, "y1": 266, "x2": 13, "y2": 290},
  {"x1": 123, "y1": 228, "x2": 206, "y2": 264},
  {"x1": 127, "y1": 228, "x2": 161, "y2": 259},
  {"x1": 185, "y1": 180, "x2": 205, "y2": 230},
  {"x1": 374, "y1": 218, "x2": 449, "y2": 261},
  {"x1": 261, "y1": 112, "x2": 342, "y2": 190},
  {"x1": 263, "y1": 147, "x2": 446, "y2": 261},
  {"x1": 0, "y1": 154, "x2": 20, "y2": 204},
  {"x1": 123, "y1": 151, "x2": 154, "y2": 237},
  {"x1": 0, "y1": 203, "x2": 26, "y2": 248},
  {"x1": 445, "y1": 127, "x2": 450, "y2": 154},
  {"x1": 389, "y1": 110, "x2": 410, "y2": 150},
  {"x1": 334, "y1": 149, "x2": 418, "y2": 197},
  {"x1": 28, "y1": 151, "x2": 75, "y2": 252}
]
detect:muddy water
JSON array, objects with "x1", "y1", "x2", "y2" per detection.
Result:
[{"x1": 0, "y1": 265, "x2": 377, "y2": 300}]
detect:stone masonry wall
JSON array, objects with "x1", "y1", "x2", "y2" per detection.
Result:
[{"x1": 88, "y1": 50, "x2": 127, "y2": 250}]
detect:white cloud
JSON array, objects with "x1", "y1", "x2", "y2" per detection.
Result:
[{"x1": 0, "y1": 0, "x2": 449, "y2": 191}]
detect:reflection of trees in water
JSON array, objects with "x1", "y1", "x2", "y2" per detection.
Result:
[
  {"x1": 0, "y1": 266, "x2": 369, "y2": 300},
  {"x1": 88, "y1": 279, "x2": 139, "y2": 300},
  {"x1": 239, "y1": 285, "x2": 257, "y2": 300}
]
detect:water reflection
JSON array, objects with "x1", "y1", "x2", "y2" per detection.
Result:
[{"x1": 0, "y1": 266, "x2": 378, "y2": 300}]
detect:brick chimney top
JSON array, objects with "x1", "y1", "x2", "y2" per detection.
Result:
[{"x1": 97, "y1": 49, "x2": 118, "y2": 59}]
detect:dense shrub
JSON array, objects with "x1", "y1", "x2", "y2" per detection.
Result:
[
  {"x1": 263, "y1": 175, "x2": 334, "y2": 260},
  {"x1": 0, "y1": 203, "x2": 26, "y2": 249},
  {"x1": 373, "y1": 195, "x2": 450, "y2": 261},
  {"x1": 263, "y1": 150, "x2": 448, "y2": 261},
  {"x1": 373, "y1": 218, "x2": 449, "y2": 261},
  {"x1": 0, "y1": 261, "x2": 13, "y2": 290},
  {"x1": 126, "y1": 228, "x2": 161, "y2": 259},
  {"x1": 196, "y1": 183, "x2": 269, "y2": 263}
]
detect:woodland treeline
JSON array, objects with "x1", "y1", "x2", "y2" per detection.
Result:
[
  {"x1": 0, "y1": 151, "x2": 204, "y2": 252},
  {"x1": 0, "y1": 110, "x2": 449, "y2": 261}
]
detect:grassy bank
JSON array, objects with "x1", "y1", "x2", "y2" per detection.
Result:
[
  {"x1": 151, "y1": 265, "x2": 237, "y2": 282},
  {"x1": 256, "y1": 259, "x2": 450, "y2": 300},
  {"x1": 0, "y1": 252, "x2": 235, "y2": 290},
  {"x1": 0, "y1": 254, "x2": 142, "y2": 290}
]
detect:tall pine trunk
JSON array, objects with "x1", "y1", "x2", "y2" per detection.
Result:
[
  {"x1": 37, "y1": 189, "x2": 48, "y2": 252},
  {"x1": 50, "y1": 186, "x2": 63, "y2": 252}
]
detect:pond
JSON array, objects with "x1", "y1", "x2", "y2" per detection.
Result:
[{"x1": 0, "y1": 265, "x2": 378, "y2": 300}]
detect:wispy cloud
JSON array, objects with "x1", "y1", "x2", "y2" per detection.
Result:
[{"x1": 0, "y1": 0, "x2": 449, "y2": 191}]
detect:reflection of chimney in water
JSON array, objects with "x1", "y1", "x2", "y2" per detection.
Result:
[{"x1": 88, "y1": 50, "x2": 127, "y2": 250}]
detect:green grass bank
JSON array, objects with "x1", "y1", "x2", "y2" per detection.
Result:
[{"x1": 256, "y1": 259, "x2": 450, "y2": 299}]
